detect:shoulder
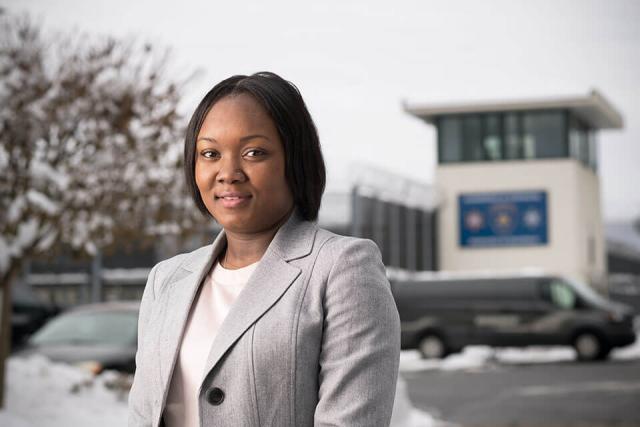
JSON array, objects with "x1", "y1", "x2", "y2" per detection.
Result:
[
  {"x1": 313, "y1": 228, "x2": 384, "y2": 276},
  {"x1": 316, "y1": 228, "x2": 382, "y2": 261},
  {"x1": 150, "y1": 243, "x2": 213, "y2": 284},
  {"x1": 312, "y1": 230, "x2": 396, "y2": 321}
]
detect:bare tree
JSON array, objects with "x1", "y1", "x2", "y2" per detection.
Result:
[{"x1": 0, "y1": 12, "x2": 203, "y2": 406}]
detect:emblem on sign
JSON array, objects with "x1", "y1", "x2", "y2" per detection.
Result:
[{"x1": 459, "y1": 190, "x2": 548, "y2": 247}]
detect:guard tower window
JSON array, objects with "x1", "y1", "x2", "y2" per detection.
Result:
[
  {"x1": 439, "y1": 116, "x2": 487, "y2": 162},
  {"x1": 522, "y1": 112, "x2": 567, "y2": 159},
  {"x1": 569, "y1": 114, "x2": 596, "y2": 170},
  {"x1": 438, "y1": 111, "x2": 571, "y2": 164},
  {"x1": 440, "y1": 116, "x2": 463, "y2": 163},
  {"x1": 483, "y1": 114, "x2": 502, "y2": 161},
  {"x1": 462, "y1": 116, "x2": 483, "y2": 161},
  {"x1": 412, "y1": 91, "x2": 618, "y2": 173},
  {"x1": 588, "y1": 132, "x2": 598, "y2": 171},
  {"x1": 504, "y1": 113, "x2": 521, "y2": 160}
]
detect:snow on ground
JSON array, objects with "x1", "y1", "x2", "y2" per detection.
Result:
[
  {"x1": 0, "y1": 355, "x2": 443, "y2": 427},
  {"x1": 400, "y1": 333, "x2": 640, "y2": 373},
  {"x1": 0, "y1": 355, "x2": 129, "y2": 427},
  {"x1": 4, "y1": 334, "x2": 636, "y2": 427},
  {"x1": 390, "y1": 377, "x2": 451, "y2": 427}
]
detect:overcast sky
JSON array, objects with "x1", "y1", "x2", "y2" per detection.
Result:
[{"x1": 6, "y1": 0, "x2": 640, "y2": 221}]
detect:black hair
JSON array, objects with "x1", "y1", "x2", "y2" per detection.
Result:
[{"x1": 184, "y1": 71, "x2": 326, "y2": 221}]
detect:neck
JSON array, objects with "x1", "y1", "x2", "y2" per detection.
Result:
[{"x1": 222, "y1": 209, "x2": 293, "y2": 269}]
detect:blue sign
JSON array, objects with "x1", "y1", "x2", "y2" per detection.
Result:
[{"x1": 459, "y1": 190, "x2": 548, "y2": 247}]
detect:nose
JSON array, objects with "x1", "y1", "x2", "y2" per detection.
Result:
[{"x1": 216, "y1": 156, "x2": 247, "y2": 184}]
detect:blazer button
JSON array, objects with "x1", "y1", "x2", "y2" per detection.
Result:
[{"x1": 206, "y1": 387, "x2": 225, "y2": 406}]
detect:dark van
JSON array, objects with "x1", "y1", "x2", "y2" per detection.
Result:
[{"x1": 389, "y1": 270, "x2": 637, "y2": 361}]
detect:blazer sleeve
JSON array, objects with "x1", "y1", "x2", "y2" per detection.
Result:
[
  {"x1": 314, "y1": 238, "x2": 401, "y2": 427},
  {"x1": 128, "y1": 262, "x2": 159, "y2": 427}
]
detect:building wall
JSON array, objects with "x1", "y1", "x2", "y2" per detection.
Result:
[
  {"x1": 435, "y1": 158, "x2": 607, "y2": 290},
  {"x1": 349, "y1": 193, "x2": 438, "y2": 271},
  {"x1": 576, "y1": 162, "x2": 608, "y2": 289}
]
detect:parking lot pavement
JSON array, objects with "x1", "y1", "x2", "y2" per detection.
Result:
[{"x1": 401, "y1": 346, "x2": 640, "y2": 427}]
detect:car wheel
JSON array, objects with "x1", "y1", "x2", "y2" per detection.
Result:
[
  {"x1": 573, "y1": 331, "x2": 608, "y2": 361},
  {"x1": 418, "y1": 333, "x2": 447, "y2": 359}
]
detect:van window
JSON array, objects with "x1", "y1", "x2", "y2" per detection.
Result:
[
  {"x1": 565, "y1": 277, "x2": 609, "y2": 308},
  {"x1": 549, "y1": 280, "x2": 576, "y2": 309}
]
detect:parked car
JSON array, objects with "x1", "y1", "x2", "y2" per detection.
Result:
[
  {"x1": 390, "y1": 270, "x2": 637, "y2": 361},
  {"x1": 11, "y1": 284, "x2": 60, "y2": 347},
  {"x1": 16, "y1": 301, "x2": 139, "y2": 373}
]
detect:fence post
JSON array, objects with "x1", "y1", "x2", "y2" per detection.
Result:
[{"x1": 91, "y1": 250, "x2": 102, "y2": 303}]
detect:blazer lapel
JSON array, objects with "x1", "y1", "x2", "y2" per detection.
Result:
[
  {"x1": 201, "y1": 209, "x2": 318, "y2": 380},
  {"x1": 157, "y1": 230, "x2": 225, "y2": 395}
]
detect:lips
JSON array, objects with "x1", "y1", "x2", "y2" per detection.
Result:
[{"x1": 215, "y1": 191, "x2": 252, "y2": 208}]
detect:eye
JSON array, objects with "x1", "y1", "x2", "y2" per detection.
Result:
[
  {"x1": 244, "y1": 148, "x2": 267, "y2": 158},
  {"x1": 200, "y1": 150, "x2": 219, "y2": 159}
]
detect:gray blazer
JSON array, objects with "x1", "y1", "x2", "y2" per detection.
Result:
[{"x1": 128, "y1": 210, "x2": 401, "y2": 426}]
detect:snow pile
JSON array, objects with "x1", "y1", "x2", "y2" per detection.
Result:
[
  {"x1": 0, "y1": 355, "x2": 444, "y2": 427},
  {"x1": 610, "y1": 334, "x2": 640, "y2": 360},
  {"x1": 0, "y1": 355, "x2": 129, "y2": 427},
  {"x1": 400, "y1": 347, "x2": 500, "y2": 373},
  {"x1": 391, "y1": 377, "x2": 449, "y2": 426}
]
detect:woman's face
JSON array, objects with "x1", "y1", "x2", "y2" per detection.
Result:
[{"x1": 195, "y1": 93, "x2": 294, "y2": 235}]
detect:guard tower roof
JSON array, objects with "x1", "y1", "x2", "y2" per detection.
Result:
[{"x1": 403, "y1": 90, "x2": 623, "y2": 129}]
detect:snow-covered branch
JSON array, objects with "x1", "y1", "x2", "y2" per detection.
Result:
[{"x1": 0, "y1": 13, "x2": 203, "y2": 278}]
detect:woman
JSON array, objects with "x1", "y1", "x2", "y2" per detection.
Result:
[{"x1": 128, "y1": 72, "x2": 401, "y2": 427}]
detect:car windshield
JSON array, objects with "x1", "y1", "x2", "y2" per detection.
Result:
[
  {"x1": 31, "y1": 310, "x2": 138, "y2": 346},
  {"x1": 565, "y1": 278, "x2": 611, "y2": 308}
]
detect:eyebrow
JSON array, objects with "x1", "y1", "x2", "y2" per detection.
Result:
[{"x1": 196, "y1": 134, "x2": 271, "y2": 144}]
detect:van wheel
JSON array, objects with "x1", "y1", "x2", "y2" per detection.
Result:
[
  {"x1": 418, "y1": 334, "x2": 447, "y2": 359},
  {"x1": 573, "y1": 332, "x2": 609, "y2": 361}
]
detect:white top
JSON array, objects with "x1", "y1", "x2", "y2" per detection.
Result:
[{"x1": 163, "y1": 258, "x2": 259, "y2": 427}]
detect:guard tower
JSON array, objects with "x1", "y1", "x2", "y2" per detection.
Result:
[{"x1": 404, "y1": 90, "x2": 623, "y2": 291}]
